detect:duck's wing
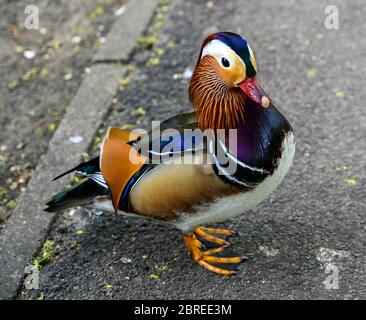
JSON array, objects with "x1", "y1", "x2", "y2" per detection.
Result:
[
  {"x1": 101, "y1": 112, "x2": 206, "y2": 211},
  {"x1": 131, "y1": 111, "x2": 201, "y2": 157}
]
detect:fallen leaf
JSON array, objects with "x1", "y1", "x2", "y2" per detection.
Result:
[
  {"x1": 344, "y1": 178, "x2": 357, "y2": 186},
  {"x1": 6, "y1": 200, "x2": 17, "y2": 209},
  {"x1": 76, "y1": 229, "x2": 84, "y2": 236},
  {"x1": 134, "y1": 106, "x2": 146, "y2": 116},
  {"x1": 307, "y1": 68, "x2": 317, "y2": 78},
  {"x1": 146, "y1": 56, "x2": 160, "y2": 67},
  {"x1": 7, "y1": 80, "x2": 18, "y2": 90},
  {"x1": 149, "y1": 274, "x2": 160, "y2": 281}
]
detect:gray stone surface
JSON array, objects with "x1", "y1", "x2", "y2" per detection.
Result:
[
  {"x1": 0, "y1": 0, "x2": 127, "y2": 232},
  {"x1": 93, "y1": 0, "x2": 160, "y2": 62},
  {"x1": 7, "y1": 0, "x2": 366, "y2": 300},
  {"x1": 0, "y1": 63, "x2": 125, "y2": 299},
  {"x1": 1, "y1": 0, "x2": 161, "y2": 298}
]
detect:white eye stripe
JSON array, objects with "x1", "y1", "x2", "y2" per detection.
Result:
[{"x1": 201, "y1": 39, "x2": 235, "y2": 68}]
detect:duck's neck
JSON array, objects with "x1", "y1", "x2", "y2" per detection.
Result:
[
  {"x1": 189, "y1": 61, "x2": 292, "y2": 173},
  {"x1": 234, "y1": 99, "x2": 292, "y2": 173},
  {"x1": 189, "y1": 57, "x2": 245, "y2": 130}
]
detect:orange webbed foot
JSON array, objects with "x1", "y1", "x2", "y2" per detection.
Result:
[{"x1": 183, "y1": 226, "x2": 246, "y2": 275}]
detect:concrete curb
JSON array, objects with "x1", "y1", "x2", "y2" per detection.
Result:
[
  {"x1": 94, "y1": 0, "x2": 160, "y2": 62},
  {"x1": 0, "y1": 0, "x2": 160, "y2": 299}
]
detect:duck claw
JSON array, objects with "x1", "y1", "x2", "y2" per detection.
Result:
[{"x1": 183, "y1": 226, "x2": 245, "y2": 275}]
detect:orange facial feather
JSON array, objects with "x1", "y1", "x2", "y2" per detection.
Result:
[{"x1": 189, "y1": 56, "x2": 245, "y2": 130}]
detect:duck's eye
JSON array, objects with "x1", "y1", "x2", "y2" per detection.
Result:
[{"x1": 221, "y1": 57, "x2": 230, "y2": 68}]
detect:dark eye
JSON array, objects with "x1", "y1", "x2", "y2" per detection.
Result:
[{"x1": 221, "y1": 57, "x2": 230, "y2": 68}]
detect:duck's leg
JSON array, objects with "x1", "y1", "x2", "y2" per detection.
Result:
[{"x1": 183, "y1": 226, "x2": 245, "y2": 275}]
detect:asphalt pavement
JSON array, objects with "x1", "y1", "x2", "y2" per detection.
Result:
[{"x1": 15, "y1": 0, "x2": 366, "y2": 299}]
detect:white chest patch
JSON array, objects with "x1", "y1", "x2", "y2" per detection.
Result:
[{"x1": 173, "y1": 132, "x2": 296, "y2": 233}]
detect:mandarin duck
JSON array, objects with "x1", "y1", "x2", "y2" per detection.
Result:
[{"x1": 46, "y1": 32, "x2": 295, "y2": 275}]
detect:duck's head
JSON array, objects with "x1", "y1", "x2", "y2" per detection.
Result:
[{"x1": 189, "y1": 32, "x2": 270, "y2": 129}]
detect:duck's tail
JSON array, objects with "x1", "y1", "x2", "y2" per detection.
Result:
[
  {"x1": 45, "y1": 157, "x2": 108, "y2": 212},
  {"x1": 45, "y1": 179, "x2": 107, "y2": 212}
]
